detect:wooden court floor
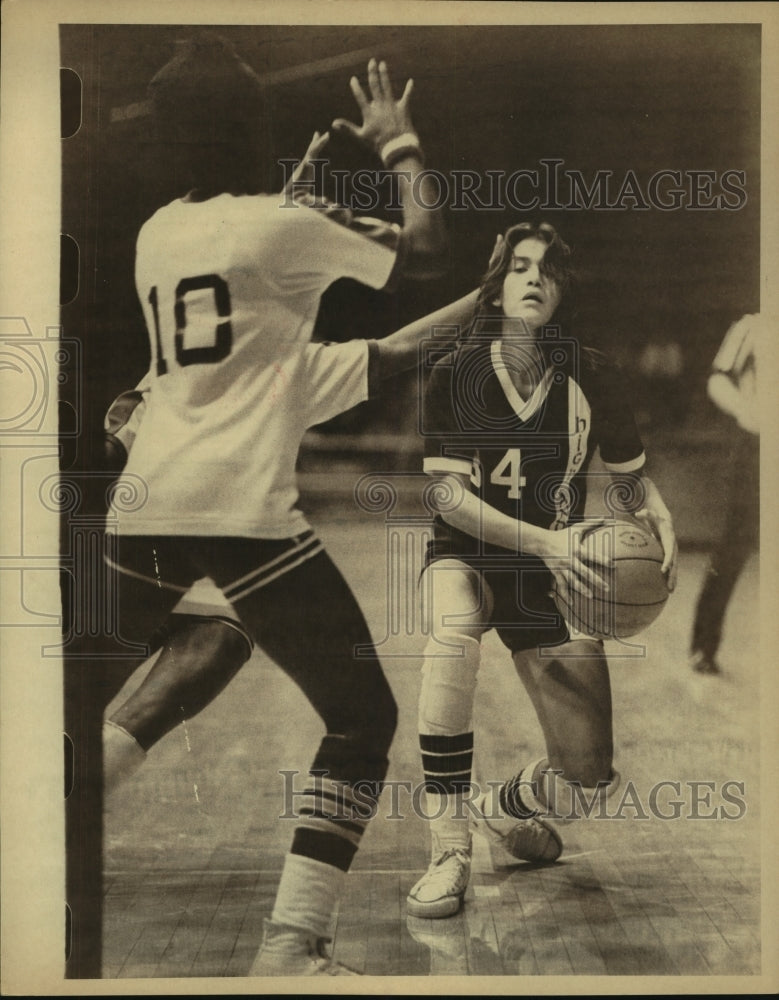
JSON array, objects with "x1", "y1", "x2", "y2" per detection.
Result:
[{"x1": 102, "y1": 508, "x2": 762, "y2": 981}]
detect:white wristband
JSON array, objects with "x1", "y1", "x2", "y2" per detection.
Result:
[{"x1": 380, "y1": 132, "x2": 422, "y2": 165}]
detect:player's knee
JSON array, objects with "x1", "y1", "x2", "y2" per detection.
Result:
[
  {"x1": 166, "y1": 615, "x2": 252, "y2": 717},
  {"x1": 418, "y1": 634, "x2": 481, "y2": 735},
  {"x1": 112, "y1": 615, "x2": 252, "y2": 749},
  {"x1": 339, "y1": 664, "x2": 397, "y2": 758},
  {"x1": 316, "y1": 692, "x2": 396, "y2": 789}
]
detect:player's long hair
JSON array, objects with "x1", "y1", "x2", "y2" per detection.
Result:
[
  {"x1": 148, "y1": 32, "x2": 268, "y2": 197},
  {"x1": 476, "y1": 221, "x2": 574, "y2": 315},
  {"x1": 466, "y1": 220, "x2": 607, "y2": 374}
]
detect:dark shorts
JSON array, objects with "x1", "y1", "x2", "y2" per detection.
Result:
[
  {"x1": 425, "y1": 531, "x2": 571, "y2": 654},
  {"x1": 104, "y1": 531, "x2": 396, "y2": 744}
]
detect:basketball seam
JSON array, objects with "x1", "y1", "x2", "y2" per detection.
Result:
[
  {"x1": 577, "y1": 596, "x2": 669, "y2": 608},
  {"x1": 552, "y1": 587, "x2": 669, "y2": 609}
]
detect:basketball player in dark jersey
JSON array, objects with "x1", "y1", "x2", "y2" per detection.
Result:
[{"x1": 407, "y1": 222, "x2": 678, "y2": 918}]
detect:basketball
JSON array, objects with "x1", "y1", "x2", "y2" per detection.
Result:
[{"x1": 553, "y1": 518, "x2": 669, "y2": 640}]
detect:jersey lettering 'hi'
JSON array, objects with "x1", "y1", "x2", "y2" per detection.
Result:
[{"x1": 550, "y1": 378, "x2": 591, "y2": 530}]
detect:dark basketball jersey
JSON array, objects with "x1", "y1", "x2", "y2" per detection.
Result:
[{"x1": 422, "y1": 335, "x2": 645, "y2": 560}]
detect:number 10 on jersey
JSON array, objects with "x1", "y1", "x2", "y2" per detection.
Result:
[{"x1": 148, "y1": 274, "x2": 234, "y2": 375}]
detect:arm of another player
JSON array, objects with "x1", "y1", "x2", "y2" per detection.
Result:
[
  {"x1": 281, "y1": 130, "x2": 330, "y2": 198},
  {"x1": 332, "y1": 58, "x2": 446, "y2": 279},
  {"x1": 374, "y1": 289, "x2": 478, "y2": 379},
  {"x1": 374, "y1": 236, "x2": 505, "y2": 377},
  {"x1": 707, "y1": 372, "x2": 758, "y2": 434},
  {"x1": 707, "y1": 313, "x2": 759, "y2": 434}
]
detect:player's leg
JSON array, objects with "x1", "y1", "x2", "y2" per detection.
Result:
[
  {"x1": 469, "y1": 570, "x2": 608, "y2": 862},
  {"x1": 198, "y1": 534, "x2": 397, "y2": 975},
  {"x1": 104, "y1": 610, "x2": 253, "y2": 794},
  {"x1": 99, "y1": 539, "x2": 208, "y2": 792},
  {"x1": 690, "y1": 435, "x2": 759, "y2": 673},
  {"x1": 474, "y1": 637, "x2": 619, "y2": 855},
  {"x1": 406, "y1": 558, "x2": 491, "y2": 919},
  {"x1": 65, "y1": 535, "x2": 199, "y2": 976}
]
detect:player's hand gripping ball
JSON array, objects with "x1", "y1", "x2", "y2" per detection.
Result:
[{"x1": 553, "y1": 518, "x2": 669, "y2": 640}]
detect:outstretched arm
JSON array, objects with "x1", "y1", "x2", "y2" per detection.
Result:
[
  {"x1": 374, "y1": 289, "x2": 478, "y2": 380},
  {"x1": 333, "y1": 58, "x2": 446, "y2": 279}
]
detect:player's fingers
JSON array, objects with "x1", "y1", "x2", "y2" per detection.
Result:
[
  {"x1": 573, "y1": 552, "x2": 609, "y2": 595},
  {"x1": 552, "y1": 571, "x2": 572, "y2": 605},
  {"x1": 398, "y1": 77, "x2": 414, "y2": 109},
  {"x1": 488, "y1": 233, "x2": 504, "y2": 266},
  {"x1": 664, "y1": 539, "x2": 679, "y2": 592},
  {"x1": 303, "y1": 130, "x2": 321, "y2": 155},
  {"x1": 349, "y1": 75, "x2": 369, "y2": 112},
  {"x1": 378, "y1": 60, "x2": 395, "y2": 101},
  {"x1": 331, "y1": 118, "x2": 360, "y2": 139},
  {"x1": 308, "y1": 130, "x2": 330, "y2": 157},
  {"x1": 566, "y1": 570, "x2": 593, "y2": 599},
  {"x1": 576, "y1": 521, "x2": 612, "y2": 571},
  {"x1": 367, "y1": 57, "x2": 381, "y2": 101},
  {"x1": 667, "y1": 554, "x2": 678, "y2": 593}
]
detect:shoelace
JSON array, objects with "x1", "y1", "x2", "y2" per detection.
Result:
[{"x1": 420, "y1": 848, "x2": 470, "y2": 888}]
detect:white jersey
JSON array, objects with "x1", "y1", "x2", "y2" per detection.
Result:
[
  {"x1": 112, "y1": 192, "x2": 399, "y2": 538},
  {"x1": 106, "y1": 338, "x2": 379, "y2": 612}
]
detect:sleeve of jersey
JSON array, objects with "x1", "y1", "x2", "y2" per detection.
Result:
[
  {"x1": 421, "y1": 359, "x2": 474, "y2": 479},
  {"x1": 590, "y1": 366, "x2": 646, "y2": 474},
  {"x1": 304, "y1": 339, "x2": 374, "y2": 428},
  {"x1": 294, "y1": 194, "x2": 402, "y2": 291}
]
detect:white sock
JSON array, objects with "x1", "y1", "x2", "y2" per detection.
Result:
[
  {"x1": 103, "y1": 720, "x2": 146, "y2": 796},
  {"x1": 269, "y1": 854, "x2": 346, "y2": 942},
  {"x1": 424, "y1": 790, "x2": 471, "y2": 856}
]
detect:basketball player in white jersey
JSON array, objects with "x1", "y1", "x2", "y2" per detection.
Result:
[
  {"x1": 102, "y1": 290, "x2": 480, "y2": 792},
  {"x1": 105, "y1": 36, "x2": 448, "y2": 976}
]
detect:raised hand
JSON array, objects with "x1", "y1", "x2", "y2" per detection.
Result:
[
  {"x1": 332, "y1": 58, "x2": 417, "y2": 156},
  {"x1": 281, "y1": 130, "x2": 330, "y2": 196}
]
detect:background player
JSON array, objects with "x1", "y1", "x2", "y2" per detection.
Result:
[
  {"x1": 406, "y1": 222, "x2": 678, "y2": 919},
  {"x1": 103, "y1": 38, "x2": 447, "y2": 976},
  {"x1": 102, "y1": 290, "x2": 480, "y2": 794},
  {"x1": 688, "y1": 313, "x2": 761, "y2": 675}
]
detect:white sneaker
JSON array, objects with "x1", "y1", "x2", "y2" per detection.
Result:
[
  {"x1": 248, "y1": 920, "x2": 359, "y2": 977},
  {"x1": 406, "y1": 842, "x2": 472, "y2": 919},
  {"x1": 471, "y1": 793, "x2": 562, "y2": 863}
]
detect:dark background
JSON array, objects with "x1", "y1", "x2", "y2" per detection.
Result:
[{"x1": 59, "y1": 22, "x2": 761, "y2": 460}]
